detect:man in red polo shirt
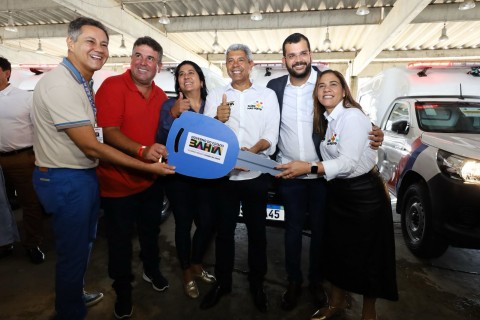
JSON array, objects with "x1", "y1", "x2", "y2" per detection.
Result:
[{"x1": 95, "y1": 36, "x2": 169, "y2": 319}]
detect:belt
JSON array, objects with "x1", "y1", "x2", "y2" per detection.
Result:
[
  {"x1": 330, "y1": 165, "x2": 380, "y2": 185},
  {"x1": 0, "y1": 146, "x2": 33, "y2": 157}
]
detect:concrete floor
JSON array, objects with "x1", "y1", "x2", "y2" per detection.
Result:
[{"x1": 1, "y1": 206, "x2": 480, "y2": 320}]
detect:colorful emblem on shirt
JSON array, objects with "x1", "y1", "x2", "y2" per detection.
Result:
[
  {"x1": 247, "y1": 101, "x2": 264, "y2": 110},
  {"x1": 326, "y1": 133, "x2": 339, "y2": 145}
]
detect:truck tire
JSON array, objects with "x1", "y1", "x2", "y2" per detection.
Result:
[{"x1": 401, "y1": 182, "x2": 448, "y2": 258}]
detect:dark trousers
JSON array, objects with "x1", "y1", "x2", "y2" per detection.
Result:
[
  {"x1": 279, "y1": 178, "x2": 327, "y2": 284},
  {"x1": 165, "y1": 174, "x2": 215, "y2": 270},
  {"x1": 0, "y1": 149, "x2": 44, "y2": 248},
  {"x1": 33, "y1": 167, "x2": 100, "y2": 320},
  {"x1": 102, "y1": 179, "x2": 164, "y2": 296},
  {"x1": 213, "y1": 174, "x2": 269, "y2": 289}
]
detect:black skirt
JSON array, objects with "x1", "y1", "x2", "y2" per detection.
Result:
[{"x1": 323, "y1": 168, "x2": 399, "y2": 301}]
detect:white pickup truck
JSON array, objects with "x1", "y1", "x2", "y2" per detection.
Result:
[{"x1": 377, "y1": 95, "x2": 480, "y2": 258}]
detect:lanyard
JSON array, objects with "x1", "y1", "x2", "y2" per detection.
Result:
[{"x1": 60, "y1": 57, "x2": 97, "y2": 119}]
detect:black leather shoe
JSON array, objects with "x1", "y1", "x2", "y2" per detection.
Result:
[
  {"x1": 309, "y1": 282, "x2": 328, "y2": 307},
  {"x1": 0, "y1": 243, "x2": 14, "y2": 259},
  {"x1": 200, "y1": 284, "x2": 231, "y2": 310},
  {"x1": 250, "y1": 285, "x2": 268, "y2": 313},
  {"x1": 281, "y1": 282, "x2": 302, "y2": 311},
  {"x1": 26, "y1": 246, "x2": 45, "y2": 264}
]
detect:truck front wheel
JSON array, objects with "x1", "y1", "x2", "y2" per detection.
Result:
[{"x1": 401, "y1": 182, "x2": 448, "y2": 258}]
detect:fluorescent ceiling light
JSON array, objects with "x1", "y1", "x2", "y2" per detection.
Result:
[
  {"x1": 159, "y1": 2, "x2": 170, "y2": 25},
  {"x1": 438, "y1": 23, "x2": 449, "y2": 42},
  {"x1": 5, "y1": 12, "x2": 18, "y2": 32},
  {"x1": 36, "y1": 39, "x2": 44, "y2": 53},
  {"x1": 212, "y1": 30, "x2": 220, "y2": 52},
  {"x1": 459, "y1": 0, "x2": 476, "y2": 10},
  {"x1": 356, "y1": 1, "x2": 370, "y2": 16}
]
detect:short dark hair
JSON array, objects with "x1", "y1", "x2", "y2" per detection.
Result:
[
  {"x1": 0, "y1": 57, "x2": 12, "y2": 81},
  {"x1": 68, "y1": 16, "x2": 109, "y2": 41},
  {"x1": 133, "y1": 36, "x2": 163, "y2": 63},
  {"x1": 282, "y1": 33, "x2": 311, "y2": 56},
  {"x1": 174, "y1": 60, "x2": 208, "y2": 101}
]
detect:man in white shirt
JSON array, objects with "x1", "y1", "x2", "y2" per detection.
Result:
[
  {"x1": 200, "y1": 44, "x2": 280, "y2": 312},
  {"x1": 0, "y1": 56, "x2": 45, "y2": 264}
]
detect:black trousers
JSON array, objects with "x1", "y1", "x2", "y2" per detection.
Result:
[
  {"x1": 165, "y1": 174, "x2": 215, "y2": 270},
  {"x1": 102, "y1": 179, "x2": 164, "y2": 295},
  {"x1": 212, "y1": 174, "x2": 270, "y2": 289}
]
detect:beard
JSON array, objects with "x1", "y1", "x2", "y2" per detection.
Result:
[{"x1": 286, "y1": 61, "x2": 311, "y2": 79}]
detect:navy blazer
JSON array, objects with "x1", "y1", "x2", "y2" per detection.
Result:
[{"x1": 266, "y1": 66, "x2": 322, "y2": 160}]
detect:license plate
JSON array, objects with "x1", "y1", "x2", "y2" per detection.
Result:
[
  {"x1": 266, "y1": 204, "x2": 285, "y2": 221},
  {"x1": 239, "y1": 203, "x2": 285, "y2": 222}
]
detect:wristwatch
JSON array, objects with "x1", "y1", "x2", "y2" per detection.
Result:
[{"x1": 310, "y1": 161, "x2": 318, "y2": 174}]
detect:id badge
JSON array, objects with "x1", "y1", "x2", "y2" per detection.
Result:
[{"x1": 94, "y1": 126, "x2": 104, "y2": 143}]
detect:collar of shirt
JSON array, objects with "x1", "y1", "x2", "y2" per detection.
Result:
[
  {"x1": 324, "y1": 99, "x2": 345, "y2": 123},
  {"x1": 61, "y1": 57, "x2": 93, "y2": 89},
  {"x1": 286, "y1": 67, "x2": 318, "y2": 88},
  {"x1": 121, "y1": 69, "x2": 158, "y2": 99},
  {"x1": 0, "y1": 83, "x2": 13, "y2": 96},
  {"x1": 225, "y1": 81, "x2": 255, "y2": 93}
]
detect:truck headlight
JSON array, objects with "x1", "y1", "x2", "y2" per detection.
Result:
[{"x1": 437, "y1": 150, "x2": 480, "y2": 184}]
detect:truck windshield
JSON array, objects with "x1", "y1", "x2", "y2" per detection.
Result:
[{"x1": 415, "y1": 101, "x2": 480, "y2": 134}]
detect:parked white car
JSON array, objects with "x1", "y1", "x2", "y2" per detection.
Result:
[{"x1": 378, "y1": 95, "x2": 480, "y2": 258}]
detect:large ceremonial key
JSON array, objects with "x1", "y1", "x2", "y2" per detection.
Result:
[
  {"x1": 235, "y1": 150, "x2": 282, "y2": 176},
  {"x1": 166, "y1": 112, "x2": 239, "y2": 179}
]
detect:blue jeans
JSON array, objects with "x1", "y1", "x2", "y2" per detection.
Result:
[
  {"x1": 279, "y1": 178, "x2": 327, "y2": 285},
  {"x1": 33, "y1": 167, "x2": 100, "y2": 320}
]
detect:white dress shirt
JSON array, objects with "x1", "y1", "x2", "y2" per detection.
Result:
[
  {"x1": 0, "y1": 84, "x2": 34, "y2": 152},
  {"x1": 276, "y1": 68, "x2": 319, "y2": 178},
  {"x1": 204, "y1": 82, "x2": 280, "y2": 180},
  {"x1": 320, "y1": 102, "x2": 376, "y2": 181}
]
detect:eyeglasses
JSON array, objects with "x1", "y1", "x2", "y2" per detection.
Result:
[
  {"x1": 133, "y1": 52, "x2": 158, "y2": 64},
  {"x1": 285, "y1": 50, "x2": 310, "y2": 61}
]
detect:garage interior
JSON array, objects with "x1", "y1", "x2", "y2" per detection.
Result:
[{"x1": 1, "y1": 0, "x2": 480, "y2": 79}]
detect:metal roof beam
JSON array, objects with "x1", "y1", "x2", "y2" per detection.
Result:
[
  {"x1": 3, "y1": 3, "x2": 476, "y2": 39},
  {"x1": 144, "y1": 3, "x2": 478, "y2": 32},
  {"x1": 0, "y1": 44, "x2": 61, "y2": 64},
  {"x1": 0, "y1": 0, "x2": 61, "y2": 11},
  {"x1": 351, "y1": 0, "x2": 432, "y2": 76},
  {"x1": 1, "y1": 25, "x2": 69, "y2": 39},
  {"x1": 203, "y1": 48, "x2": 480, "y2": 64},
  {"x1": 50, "y1": 0, "x2": 222, "y2": 75}
]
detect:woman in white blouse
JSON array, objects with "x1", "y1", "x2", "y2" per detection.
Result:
[{"x1": 276, "y1": 70, "x2": 398, "y2": 320}]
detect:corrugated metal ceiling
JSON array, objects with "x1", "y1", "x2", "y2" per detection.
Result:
[{"x1": 0, "y1": 0, "x2": 479, "y2": 76}]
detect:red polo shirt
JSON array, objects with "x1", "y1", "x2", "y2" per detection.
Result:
[{"x1": 95, "y1": 70, "x2": 167, "y2": 197}]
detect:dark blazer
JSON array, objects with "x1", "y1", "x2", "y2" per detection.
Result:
[{"x1": 266, "y1": 66, "x2": 322, "y2": 160}]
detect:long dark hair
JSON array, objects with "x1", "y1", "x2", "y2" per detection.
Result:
[
  {"x1": 173, "y1": 60, "x2": 208, "y2": 101},
  {"x1": 313, "y1": 70, "x2": 362, "y2": 137}
]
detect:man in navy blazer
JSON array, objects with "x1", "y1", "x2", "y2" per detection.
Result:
[{"x1": 267, "y1": 33, "x2": 383, "y2": 311}]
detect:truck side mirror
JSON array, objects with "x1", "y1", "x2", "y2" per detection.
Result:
[{"x1": 391, "y1": 120, "x2": 409, "y2": 134}]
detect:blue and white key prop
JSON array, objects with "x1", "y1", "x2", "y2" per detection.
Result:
[
  {"x1": 166, "y1": 112, "x2": 239, "y2": 179},
  {"x1": 235, "y1": 150, "x2": 283, "y2": 176}
]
